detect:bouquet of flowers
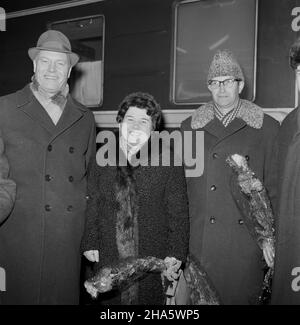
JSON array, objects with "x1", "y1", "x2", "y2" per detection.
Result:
[
  {"x1": 84, "y1": 256, "x2": 166, "y2": 299},
  {"x1": 226, "y1": 153, "x2": 275, "y2": 304},
  {"x1": 184, "y1": 254, "x2": 220, "y2": 305},
  {"x1": 84, "y1": 255, "x2": 220, "y2": 305}
]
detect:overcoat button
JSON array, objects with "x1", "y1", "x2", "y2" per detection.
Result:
[
  {"x1": 238, "y1": 219, "x2": 244, "y2": 225},
  {"x1": 45, "y1": 205, "x2": 51, "y2": 212},
  {"x1": 69, "y1": 176, "x2": 74, "y2": 182},
  {"x1": 69, "y1": 147, "x2": 74, "y2": 153},
  {"x1": 67, "y1": 205, "x2": 73, "y2": 212},
  {"x1": 213, "y1": 153, "x2": 218, "y2": 159},
  {"x1": 210, "y1": 185, "x2": 216, "y2": 191},
  {"x1": 47, "y1": 145, "x2": 52, "y2": 152},
  {"x1": 45, "y1": 175, "x2": 52, "y2": 182},
  {"x1": 210, "y1": 216, "x2": 216, "y2": 224}
]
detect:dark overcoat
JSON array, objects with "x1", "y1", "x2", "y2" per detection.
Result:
[
  {"x1": 271, "y1": 107, "x2": 300, "y2": 304},
  {"x1": 0, "y1": 130, "x2": 16, "y2": 224},
  {"x1": 0, "y1": 85, "x2": 96, "y2": 305},
  {"x1": 81, "y1": 135, "x2": 189, "y2": 305},
  {"x1": 180, "y1": 100, "x2": 279, "y2": 305}
]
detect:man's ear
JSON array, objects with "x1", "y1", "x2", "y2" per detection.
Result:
[
  {"x1": 67, "y1": 66, "x2": 72, "y2": 78},
  {"x1": 33, "y1": 60, "x2": 37, "y2": 73},
  {"x1": 238, "y1": 80, "x2": 245, "y2": 94}
]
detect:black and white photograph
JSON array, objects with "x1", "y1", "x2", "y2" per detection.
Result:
[{"x1": 0, "y1": 0, "x2": 299, "y2": 316}]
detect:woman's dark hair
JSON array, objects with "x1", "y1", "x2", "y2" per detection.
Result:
[
  {"x1": 116, "y1": 92, "x2": 162, "y2": 130},
  {"x1": 290, "y1": 38, "x2": 300, "y2": 70}
]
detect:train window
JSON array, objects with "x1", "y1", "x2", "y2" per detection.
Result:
[
  {"x1": 171, "y1": 0, "x2": 257, "y2": 105},
  {"x1": 49, "y1": 15, "x2": 104, "y2": 107}
]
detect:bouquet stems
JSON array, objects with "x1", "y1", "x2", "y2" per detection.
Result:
[{"x1": 226, "y1": 154, "x2": 275, "y2": 304}]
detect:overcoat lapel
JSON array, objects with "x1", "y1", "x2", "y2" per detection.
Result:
[
  {"x1": 15, "y1": 85, "x2": 56, "y2": 135},
  {"x1": 204, "y1": 117, "x2": 247, "y2": 145},
  {"x1": 13, "y1": 85, "x2": 85, "y2": 143},
  {"x1": 191, "y1": 99, "x2": 263, "y2": 144},
  {"x1": 50, "y1": 96, "x2": 84, "y2": 143}
]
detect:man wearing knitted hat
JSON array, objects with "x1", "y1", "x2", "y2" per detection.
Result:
[
  {"x1": 0, "y1": 30, "x2": 96, "y2": 304},
  {"x1": 180, "y1": 50, "x2": 279, "y2": 304}
]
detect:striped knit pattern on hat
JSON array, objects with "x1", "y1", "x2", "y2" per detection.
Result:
[{"x1": 207, "y1": 50, "x2": 244, "y2": 82}]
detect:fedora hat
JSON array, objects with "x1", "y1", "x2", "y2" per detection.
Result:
[{"x1": 28, "y1": 30, "x2": 79, "y2": 66}]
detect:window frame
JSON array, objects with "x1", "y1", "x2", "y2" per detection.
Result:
[
  {"x1": 48, "y1": 13, "x2": 105, "y2": 108},
  {"x1": 170, "y1": 0, "x2": 258, "y2": 105}
]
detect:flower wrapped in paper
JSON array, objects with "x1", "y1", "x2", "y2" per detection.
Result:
[
  {"x1": 184, "y1": 254, "x2": 220, "y2": 305},
  {"x1": 84, "y1": 257, "x2": 166, "y2": 299},
  {"x1": 226, "y1": 153, "x2": 275, "y2": 303},
  {"x1": 84, "y1": 255, "x2": 220, "y2": 305}
]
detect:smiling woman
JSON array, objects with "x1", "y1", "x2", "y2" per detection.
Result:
[
  {"x1": 81, "y1": 91, "x2": 189, "y2": 305},
  {"x1": 120, "y1": 106, "x2": 152, "y2": 161}
]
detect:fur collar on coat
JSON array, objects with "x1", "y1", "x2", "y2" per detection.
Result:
[
  {"x1": 190, "y1": 99, "x2": 264, "y2": 130},
  {"x1": 114, "y1": 132, "x2": 169, "y2": 304}
]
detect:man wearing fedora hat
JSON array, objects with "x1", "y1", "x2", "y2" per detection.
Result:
[{"x1": 0, "y1": 30, "x2": 96, "y2": 304}]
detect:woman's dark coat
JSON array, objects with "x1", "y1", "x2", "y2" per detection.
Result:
[
  {"x1": 271, "y1": 107, "x2": 300, "y2": 304},
  {"x1": 180, "y1": 100, "x2": 279, "y2": 305},
  {"x1": 81, "y1": 135, "x2": 189, "y2": 305},
  {"x1": 0, "y1": 85, "x2": 96, "y2": 305}
]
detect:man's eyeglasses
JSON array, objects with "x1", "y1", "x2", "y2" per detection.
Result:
[{"x1": 208, "y1": 78, "x2": 241, "y2": 89}]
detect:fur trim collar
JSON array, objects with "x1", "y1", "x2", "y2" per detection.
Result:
[
  {"x1": 115, "y1": 162, "x2": 139, "y2": 304},
  {"x1": 191, "y1": 99, "x2": 264, "y2": 130}
]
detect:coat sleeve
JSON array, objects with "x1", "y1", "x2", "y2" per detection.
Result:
[
  {"x1": 0, "y1": 129, "x2": 16, "y2": 224},
  {"x1": 81, "y1": 158, "x2": 100, "y2": 253},
  {"x1": 164, "y1": 163, "x2": 190, "y2": 264}
]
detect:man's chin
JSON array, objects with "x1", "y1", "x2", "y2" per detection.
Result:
[
  {"x1": 216, "y1": 101, "x2": 233, "y2": 108},
  {"x1": 39, "y1": 84, "x2": 63, "y2": 94}
]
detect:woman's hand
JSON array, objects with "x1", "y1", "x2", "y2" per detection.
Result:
[{"x1": 83, "y1": 250, "x2": 99, "y2": 262}]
